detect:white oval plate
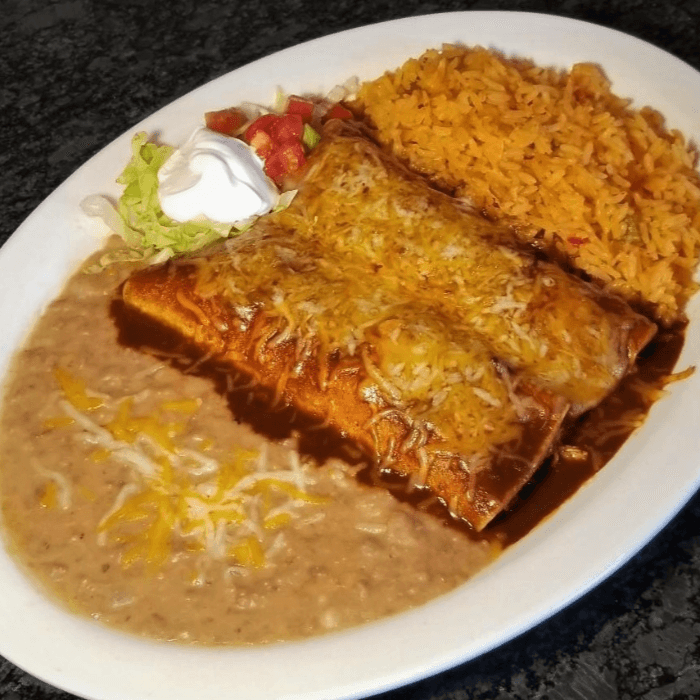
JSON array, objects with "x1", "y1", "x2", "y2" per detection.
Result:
[{"x1": 2, "y1": 11, "x2": 700, "y2": 700}]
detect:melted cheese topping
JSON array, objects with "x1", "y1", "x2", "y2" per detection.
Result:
[
  {"x1": 270, "y1": 131, "x2": 651, "y2": 411},
  {"x1": 193, "y1": 234, "x2": 525, "y2": 459}
]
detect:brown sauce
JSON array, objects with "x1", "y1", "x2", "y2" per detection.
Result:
[{"x1": 489, "y1": 324, "x2": 686, "y2": 543}]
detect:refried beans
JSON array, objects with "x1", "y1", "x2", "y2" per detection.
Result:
[{"x1": 0, "y1": 241, "x2": 496, "y2": 645}]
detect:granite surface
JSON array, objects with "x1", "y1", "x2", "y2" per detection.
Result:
[{"x1": 2, "y1": 1, "x2": 700, "y2": 698}]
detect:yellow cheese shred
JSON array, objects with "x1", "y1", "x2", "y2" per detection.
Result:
[
  {"x1": 263, "y1": 512, "x2": 292, "y2": 530},
  {"x1": 231, "y1": 536, "x2": 266, "y2": 569},
  {"x1": 160, "y1": 398, "x2": 202, "y2": 414},
  {"x1": 90, "y1": 448, "x2": 112, "y2": 463},
  {"x1": 53, "y1": 367, "x2": 104, "y2": 411},
  {"x1": 43, "y1": 415, "x2": 75, "y2": 430},
  {"x1": 39, "y1": 482, "x2": 58, "y2": 509},
  {"x1": 46, "y1": 368, "x2": 329, "y2": 573}
]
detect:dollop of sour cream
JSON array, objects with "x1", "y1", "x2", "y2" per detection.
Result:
[{"x1": 157, "y1": 127, "x2": 278, "y2": 224}]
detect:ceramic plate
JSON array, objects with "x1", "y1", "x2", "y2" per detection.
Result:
[{"x1": 1, "y1": 11, "x2": 700, "y2": 700}]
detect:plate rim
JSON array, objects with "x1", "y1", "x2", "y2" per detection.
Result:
[{"x1": 2, "y1": 10, "x2": 700, "y2": 700}]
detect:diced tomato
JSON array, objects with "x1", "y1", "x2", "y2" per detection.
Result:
[
  {"x1": 244, "y1": 114, "x2": 280, "y2": 143},
  {"x1": 265, "y1": 141, "x2": 306, "y2": 184},
  {"x1": 264, "y1": 154, "x2": 285, "y2": 183},
  {"x1": 244, "y1": 110, "x2": 308, "y2": 182},
  {"x1": 286, "y1": 96, "x2": 314, "y2": 123},
  {"x1": 248, "y1": 130, "x2": 275, "y2": 159},
  {"x1": 324, "y1": 103, "x2": 353, "y2": 121},
  {"x1": 205, "y1": 108, "x2": 246, "y2": 136},
  {"x1": 270, "y1": 114, "x2": 304, "y2": 143},
  {"x1": 567, "y1": 236, "x2": 590, "y2": 246},
  {"x1": 280, "y1": 140, "x2": 306, "y2": 171}
]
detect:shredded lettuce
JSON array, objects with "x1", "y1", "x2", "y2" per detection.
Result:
[
  {"x1": 82, "y1": 132, "x2": 292, "y2": 271},
  {"x1": 302, "y1": 124, "x2": 321, "y2": 150},
  {"x1": 274, "y1": 189, "x2": 298, "y2": 212},
  {"x1": 118, "y1": 132, "x2": 232, "y2": 249}
]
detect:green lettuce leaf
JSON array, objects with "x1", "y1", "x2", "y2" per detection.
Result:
[
  {"x1": 80, "y1": 133, "x2": 230, "y2": 268},
  {"x1": 116, "y1": 132, "x2": 231, "y2": 253}
]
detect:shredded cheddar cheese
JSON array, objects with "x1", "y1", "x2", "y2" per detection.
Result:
[
  {"x1": 53, "y1": 366, "x2": 104, "y2": 411},
  {"x1": 43, "y1": 415, "x2": 75, "y2": 430},
  {"x1": 39, "y1": 482, "x2": 58, "y2": 509},
  {"x1": 90, "y1": 447, "x2": 112, "y2": 463},
  {"x1": 160, "y1": 398, "x2": 202, "y2": 414},
  {"x1": 43, "y1": 368, "x2": 328, "y2": 572},
  {"x1": 231, "y1": 536, "x2": 266, "y2": 569}
]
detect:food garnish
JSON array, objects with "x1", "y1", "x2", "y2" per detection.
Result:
[
  {"x1": 204, "y1": 107, "x2": 247, "y2": 136},
  {"x1": 80, "y1": 93, "x2": 334, "y2": 268},
  {"x1": 244, "y1": 112, "x2": 307, "y2": 184},
  {"x1": 323, "y1": 103, "x2": 353, "y2": 121},
  {"x1": 285, "y1": 95, "x2": 315, "y2": 123},
  {"x1": 156, "y1": 128, "x2": 278, "y2": 225},
  {"x1": 81, "y1": 133, "x2": 232, "y2": 269}
]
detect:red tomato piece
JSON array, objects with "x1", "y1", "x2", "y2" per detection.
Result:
[
  {"x1": 265, "y1": 141, "x2": 307, "y2": 183},
  {"x1": 248, "y1": 130, "x2": 275, "y2": 159},
  {"x1": 324, "y1": 103, "x2": 353, "y2": 121},
  {"x1": 244, "y1": 114, "x2": 280, "y2": 143},
  {"x1": 270, "y1": 114, "x2": 304, "y2": 143},
  {"x1": 286, "y1": 96, "x2": 314, "y2": 123},
  {"x1": 264, "y1": 153, "x2": 286, "y2": 183},
  {"x1": 205, "y1": 108, "x2": 246, "y2": 136},
  {"x1": 279, "y1": 140, "x2": 306, "y2": 171}
]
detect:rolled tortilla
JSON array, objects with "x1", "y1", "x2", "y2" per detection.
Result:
[
  {"x1": 121, "y1": 122, "x2": 655, "y2": 529},
  {"x1": 271, "y1": 121, "x2": 656, "y2": 413},
  {"x1": 123, "y1": 228, "x2": 568, "y2": 530}
]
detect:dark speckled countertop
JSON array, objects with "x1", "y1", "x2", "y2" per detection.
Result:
[{"x1": 2, "y1": 1, "x2": 700, "y2": 699}]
